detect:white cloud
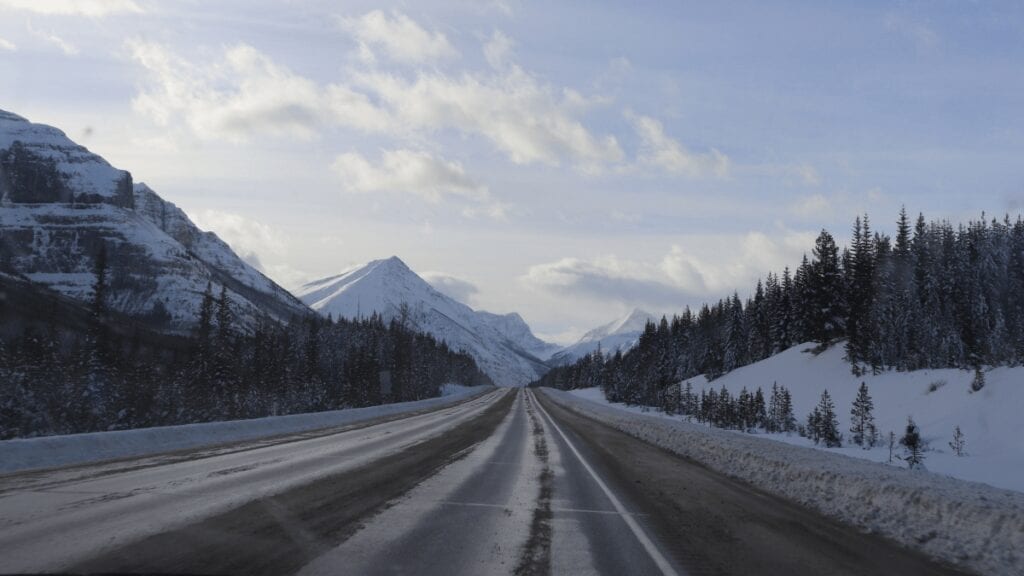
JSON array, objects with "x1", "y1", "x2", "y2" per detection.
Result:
[
  {"x1": 332, "y1": 148, "x2": 509, "y2": 218},
  {"x1": 352, "y1": 67, "x2": 623, "y2": 171},
  {"x1": 422, "y1": 271, "x2": 479, "y2": 304},
  {"x1": 333, "y1": 148, "x2": 485, "y2": 201},
  {"x1": 128, "y1": 41, "x2": 349, "y2": 140},
  {"x1": 626, "y1": 111, "x2": 729, "y2": 178},
  {"x1": 523, "y1": 229, "x2": 816, "y2": 309},
  {"x1": 339, "y1": 10, "x2": 458, "y2": 65},
  {"x1": 188, "y1": 209, "x2": 286, "y2": 265},
  {"x1": 483, "y1": 30, "x2": 513, "y2": 69},
  {"x1": 127, "y1": 39, "x2": 619, "y2": 172},
  {"x1": 0, "y1": 37, "x2": 15, "y2": 51},
  {"x1": 28, "y1": 23, "x2": 78, "y2": 55},
  {"x1": 0, "y1": 0, "x2": 141, "y2": 17},
  {"x1": 522, "y1": 255, "x2": 687, "y2": 309}
]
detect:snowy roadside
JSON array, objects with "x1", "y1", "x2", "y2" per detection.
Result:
[
  {"x1": 0, "y1": 386, "x2": 495, "y2": 475},
  {"x1": 541, "y1": 387, "x2": 1024, "y2": 576}
]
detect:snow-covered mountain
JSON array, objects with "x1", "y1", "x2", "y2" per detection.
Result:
[
  {"x1": 0, "y1": 109, "x2": 310, "y2": 330},
  {"x1": 549, "y1": 308, "x2": 655, "y2": 366},
  {"x1": 297, "y1": 257, "x2": 553, "y2": 386}
]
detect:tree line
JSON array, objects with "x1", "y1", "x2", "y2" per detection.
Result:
[
  {"x1": 0, "y1": 248, "x2": 491, "y2": 439},
  {"x1": 535, "y1": 208, "x2": 1022, "y2": 402}
]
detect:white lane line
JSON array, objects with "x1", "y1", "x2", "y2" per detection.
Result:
[
  {"x1": 437, "y1": 500, "x2": 649, "y2": 516},
  {"x1": 530, "y1": 390, "x2": 682, "y2": 576}
]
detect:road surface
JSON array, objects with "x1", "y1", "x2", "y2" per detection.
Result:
[{"x1": 0, "y1": 388, "x2": 972, "y2": 575}]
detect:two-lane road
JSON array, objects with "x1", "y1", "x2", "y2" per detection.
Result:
[{"x1": 0, "y1": 388, "x2": 971, "y2": 575}]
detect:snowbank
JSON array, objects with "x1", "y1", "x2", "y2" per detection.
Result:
[
  {"x1": 542, "y1": 387, "x2": 1024, "y2": 576},
  {"x1": 0, "y1": 386, "x2": 494, "y2": 475},
  {"x1": 670, "y1": 342, "x2": 1024, "y2": 494}
]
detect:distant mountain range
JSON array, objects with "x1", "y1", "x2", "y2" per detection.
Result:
[
  {"x1": 0, "y1": 108, "x2": 656, "y2": 385},
  {"x1": 548, "y1": 308, "x2": 655, "y2": 366},
  {"x1": 297, "y1": 257, "x2": 559, "y2": 386}
]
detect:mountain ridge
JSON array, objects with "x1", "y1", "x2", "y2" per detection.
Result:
[
  {"x1": 548, "y1": 308, "x2": 655, "y2": 366},
  {"x1": 297, "y1": 256, "x2": 554, "y2": 386},
  {"x1": 0, "y1": 109, "x2": 311, "y2": 331}
]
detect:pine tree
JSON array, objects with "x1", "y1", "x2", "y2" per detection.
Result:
[
  {"x1": 949, "y1": 425, "x2": 966, "y2": 456},
  {"x1": 849, "y1": 381, "x2": 877, "y2": 448},
  {"x1": 806, "y1": 406, "x2": 821, "y2": 443},
  {"x1": 752, "y1": 387, "x2": 767, "y2": 430},
  {"x1": 815, "y1": 390, "x2": 842, "y2": 447},
  {"x1": 900, "y1": 417, "x2": 926, "y2": 469},
  {"x1": 780, "y1": 386, "x2": 797, "y2": 433},
  {"x1": 808, "y1": 230, "x2": 845, "y2": 345}
]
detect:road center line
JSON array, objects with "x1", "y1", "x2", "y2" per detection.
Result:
[{"x1": 530, "y1": 390, "x2": 682, "y2": 576}]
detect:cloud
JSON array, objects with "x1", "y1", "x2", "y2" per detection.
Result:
[
  {"x1": 333, "y1": 148, "x2": 484, "y2": 201},
  {"x1": 128, "y1": 38, "x2": 623, "y2": 171},
  {"x1": 523, "y1": 256, "x2": 687, "y2": 309},
  {"x1": 332, "y1": 148, "x2": 510, "y2": 219},
  {"x1": 339, "y1": 10, "x2": 457, "y2": 65},
  {"x1": 0, "y1": 0, "x2": 142, "y2": 17},
  {"x1": 422, "y1": 272, "x2": 479, "y2": 304},
  {"x1": 351, "y1": 67, "x2": 624, "y2": 171},
  {"x1": 188, "y1": 209, "x2": 286, "y2": 269},
  {"x1": 483, "y1": 30, "x2": 513, "y2": 69},
  {"x1": 0, "y1": 37, "x2": 15, "y2": 51},
  {"x1": 128, "y1": 41, "x2": 361, "y2": 140},
  {"x1": 524, "y1": 229, "x2": 816, "y2": 309},
  {"x1": 28, "y1": 23, "x2": 78, "y2": 55},
  {"x1": 626, "y1": 111, "x2": 729, "y2": 178}
]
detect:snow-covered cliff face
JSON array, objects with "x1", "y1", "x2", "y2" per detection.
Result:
[
  {"x1": 0, "y1": 110, "x2": 133, "y2": 208},
  {"x1": 297, "y1": 257, "x2": 553, "y2": 386},
  {"x1": 0, "y1": 109, "x2": 309, "y2": 331},
  {"x1": 549, "y1": 308, "x2": 655, "y2": 366}
]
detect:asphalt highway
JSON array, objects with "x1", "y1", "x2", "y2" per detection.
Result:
[{"x1": 0, "y1": 388, "x2": 972, "y2": 575}]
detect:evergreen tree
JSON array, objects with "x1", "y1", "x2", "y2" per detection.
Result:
[
  {"x1": 808, "y1": 230, "x2": 845, "y2": 344},
  {"x1": 780, "y1": 386, "x2": 797, "y2": 433},
  {"x1": 900, "y1": 417, "x2": 926, "y2": 469},
  {"x1": 814, "y1": 390, "x2": 842, "y2": 447},
  {"x1": 752, "y1": 387, "x2": 767, "y2": 430},
  {"x1": 849, "y1": 381, "x2": 877, "y2": 448}
]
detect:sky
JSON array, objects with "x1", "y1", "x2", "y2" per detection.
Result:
[{"x1": 1, "y1": 0, "x2": 1023, "y2": 344}]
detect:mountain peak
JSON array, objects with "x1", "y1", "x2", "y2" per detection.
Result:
[
  {"x1": 297, "y1": 257, "x2": 553, "y2": 386},
  {"x1": 613, "y1": 308, "x2": 655, "y2": 333},
  {"x1": 548, "y1": 308, "x2": 656, "y2": 366}
]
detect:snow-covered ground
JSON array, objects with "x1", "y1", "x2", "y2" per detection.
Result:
[
  {"x1": 573, "y1": 342, "x2": 1024, "y2": 494},
  {"x1": 0, "y1": 386, "x2": 493, "y2": 475},
  {"x1": 544, "y1": 386, "x2": 1024, "y2": 576}
]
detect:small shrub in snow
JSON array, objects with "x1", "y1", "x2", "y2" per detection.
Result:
[
  {"x1": 926, "y1": 380, "x2": 946, "y2": 394},
  {"x1": 949, "y1": 425, "x2": 966, "y2": 457}
]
